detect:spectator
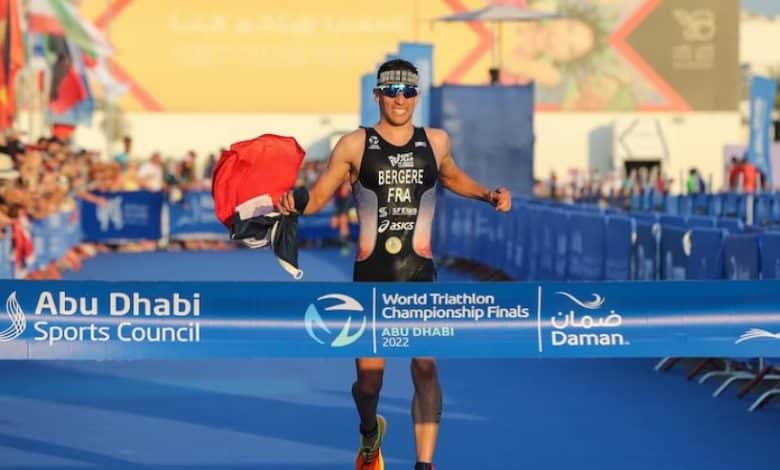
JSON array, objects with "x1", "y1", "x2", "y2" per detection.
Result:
[
  {"x1": 122, "y1": 160, "x2": 141, "y2": 191},
  {"x1": 138, "y1": 152, "x2": 164, "y2": 191},
  {"x1": 114, "y1": 136, "x2": 133, "y2": 170},
  {"x1": 741, "y1": 157, "x2": 758, "y2": 193},
  {"x1": 727, "y1": 156, "x2": 741, "y2": 191},
  {"x1": 686, "y1": 168, "x2": 706, "y2": 194}
]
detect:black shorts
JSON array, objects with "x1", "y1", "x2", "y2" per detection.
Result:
[{"x1": 353, "y1": 256, "x2": 437, "y2": 282}]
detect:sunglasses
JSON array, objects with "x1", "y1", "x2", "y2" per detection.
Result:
[{"x1": 376, "y1": 84, "x2": 419, "y2": 99}]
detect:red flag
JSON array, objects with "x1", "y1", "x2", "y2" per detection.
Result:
[
  {"x1": 12, "y1": 211, "x2": 34, "y2": 275},
  {"x1": 48, "y1": 36, "x2": 87, "y2": 113},
  {"x1": 50, "y1": 66, "x2": 87, "y2": 113}
]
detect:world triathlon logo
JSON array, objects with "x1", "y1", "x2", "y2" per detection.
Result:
[
  {"x1": 0, "y1": 292, "x2": 26, "y2": 342},
  {"x1": 304, "y1": 294, "x2": 366, "y2": 348},
  {"x1": 96, "y1": 196, "x2": 124, "y2": 232}
]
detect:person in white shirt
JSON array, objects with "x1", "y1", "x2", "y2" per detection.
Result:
[{"x1": 138, "y1": 152, "x2": 164, "y2": 192}]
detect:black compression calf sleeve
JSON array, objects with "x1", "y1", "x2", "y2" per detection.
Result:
[{"x1": 352, "y1": 380, "x2": 381, "y2": 433}]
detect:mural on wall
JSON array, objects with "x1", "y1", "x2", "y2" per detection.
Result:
[{"x1": 81, "y1": 0, "x2": 738, "y2": 113}]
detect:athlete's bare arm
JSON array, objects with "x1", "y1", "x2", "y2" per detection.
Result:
[
  {"x1": 279, "y1": 130, "x2": 364, "y2": 215},
  {"x1": 427, "y1": 128, "x2": 512, "y2": 212}
]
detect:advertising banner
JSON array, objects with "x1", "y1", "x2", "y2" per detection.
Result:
[
  {"x1": 80, "y1": 191, "x2": 164, "y2": 242},
  {"x1": 82, "y1": 0, "x2": 738, "y2": 112},
  {"x1": 168, "y1": 191, "x2": 226, "y2": 240},
  {"x1": 2, "y1": 280, "x2": 779, "y2": 359},
  {"x1": 747, "y1": 76, "x2": 777, "y2": 185}
]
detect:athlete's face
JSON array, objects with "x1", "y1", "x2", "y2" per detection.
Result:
[{"x1": 375, "y1": 83, "x2": 418, "y2": 126}]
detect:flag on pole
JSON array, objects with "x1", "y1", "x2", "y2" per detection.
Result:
[
  {"x1": 28, "y1": 0, "x2": 112, "y2": 57},
  {"x1": 0, "y1": 0, "x2": 25, "y2": 130}
]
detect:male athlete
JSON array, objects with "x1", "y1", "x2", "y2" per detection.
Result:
[{"x1": 279, "y1": 59, "x2": 512, "y2": 470}]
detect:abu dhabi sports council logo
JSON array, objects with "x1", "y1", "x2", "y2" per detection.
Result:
[
  {"x1": 736, "y1": 329, "x2": 780, "y2": 344},
  {"x1": 0, "y1": 292, "x2": 26, "y2": 342},
  {"x1": 304, "y1": 294, "x2": 366, "y2": 348}
]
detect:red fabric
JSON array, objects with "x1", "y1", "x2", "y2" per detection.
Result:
[
  {"x1": 0, "y1": 0, "x2": 25, "y2": 130},
  {"x1": 27, "y1": 12, "x2": 65, "y2": 35},
  {"x1": 50, "y1": 66, "x2": 88, "y2": 113},
  {"x1": 12, "y1": 212, "x2": 34, "y2": 271},
  {"x1": 212, "y1": 134, "x2": 306, "y2": 228},
  {"x1": 52, "y1": 123, "x2": 76, "y2": 140}
]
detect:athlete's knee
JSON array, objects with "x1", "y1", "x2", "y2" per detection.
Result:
[
  {"x1": 411, "y1": 358, "x2": 438, "y2": 384},
  {"x1": 355, "y1": 369, "x2": 384, "y2": 397},
  {"x1": 410, "y1": 358, "x2": 442, "y2": 423}
]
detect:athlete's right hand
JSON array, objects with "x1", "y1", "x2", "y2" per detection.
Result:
[
  {"x1": 278, "y1": 188, "x2": 310, "y2": 215},
  {"x1": 278, "y1": 191, "x2": 298, "y2": 215}
]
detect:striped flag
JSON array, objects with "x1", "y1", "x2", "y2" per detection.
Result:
[{"x1": 28, "y1": 0, "x2": 112, "y2": 58}]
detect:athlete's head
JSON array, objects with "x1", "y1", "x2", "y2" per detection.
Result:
[{"x1": 374, "y1": 59, "x2": 419, "y2": 127}]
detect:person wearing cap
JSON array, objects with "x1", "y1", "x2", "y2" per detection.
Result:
[
  {"x1": 279, "y1": 58, "x2": 511, "y2": 470},
  {"x1": 0, "y1": 152, "x2": 19, "y2": 181}
]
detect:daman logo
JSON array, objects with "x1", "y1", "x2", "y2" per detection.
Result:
[
  {"x1": 735, "y1": 328, "x2": 780, "y2": 344},
  {"x1": 304, "y1": 294, "x2": 366, "y2": 348},
  {"x1": 0, "y1": 292, "x2": 26, "y2": 342},
  {"x1": 550, "y1": 291, "x2": 627, "y2": 347}
]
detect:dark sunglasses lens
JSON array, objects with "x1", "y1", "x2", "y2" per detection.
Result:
[
  {"x1": 381, "y1": 87, "x2": 400, "y2": 98},
  {"x1": 380, "y1": 85, "x2": 418, "y2": 98},
  {"x1": 402, "y1": 87, "x2": 418, "y2": 98}
]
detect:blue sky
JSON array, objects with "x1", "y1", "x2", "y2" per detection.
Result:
[{"x1": 742, "y1": 0, "x2": 780, "y2": 16}]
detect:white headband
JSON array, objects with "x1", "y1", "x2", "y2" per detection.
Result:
[{"x1": 377, "y1": 69, "x2": 419, "y2": 86}]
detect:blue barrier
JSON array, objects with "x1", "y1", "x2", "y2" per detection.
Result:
[
  {"x1": 6, "y1": 191, "x2": 780, "y2": 285},
  {"x1": 551, "y1": 210, "x2": 569, "y2": 281},
  {"x1": 604, "y1": 216, "x2": 632, "y2": 281},
  {"x1": 687, "y1": 228, "x2": 725, "y2": 280},
  {"x1": 2, "y1": 280, "x2": 780, "y2": 359},
  {"x1": 759, "y1": 232, "x2": 780, "y2": 279},
  {"x1": 724, "y1": 233, "x2": 760, "y2": 280},
  {"x1": 567, "y1": 212, "x2": 605, "y2": 281},
  {"x1": 660, "y1": 226, "x2": 688, "y2": 281},
  {"x1": 687, "y1": 215, "x2": 716, "y2": 228},
  {"x1": 168, "y1": 192, "x2": 227, "y2": 240},
  {"x1": 0, "y1": 230, "x2": 12, "y2": 279}
]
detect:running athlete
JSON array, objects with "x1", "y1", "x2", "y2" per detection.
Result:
[{"x1": 278, "y1": 59, "x2": 512, "y2": 470}]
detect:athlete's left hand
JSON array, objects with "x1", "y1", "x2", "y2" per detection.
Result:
[{"x1": 489, "y1": 188, "x2": 512, "y2": 212}]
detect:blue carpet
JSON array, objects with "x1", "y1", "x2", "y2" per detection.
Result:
[{"x1": 0, "y1": 249, "x2": 775, "y2": 468}]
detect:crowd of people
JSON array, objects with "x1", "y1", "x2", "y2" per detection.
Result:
[
  {"x1": 537, "y1": 154, "x2": 771, "y2": 207},
  {"x1": 0, "y1": 131, "x2": 226, "y2": 280}
]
